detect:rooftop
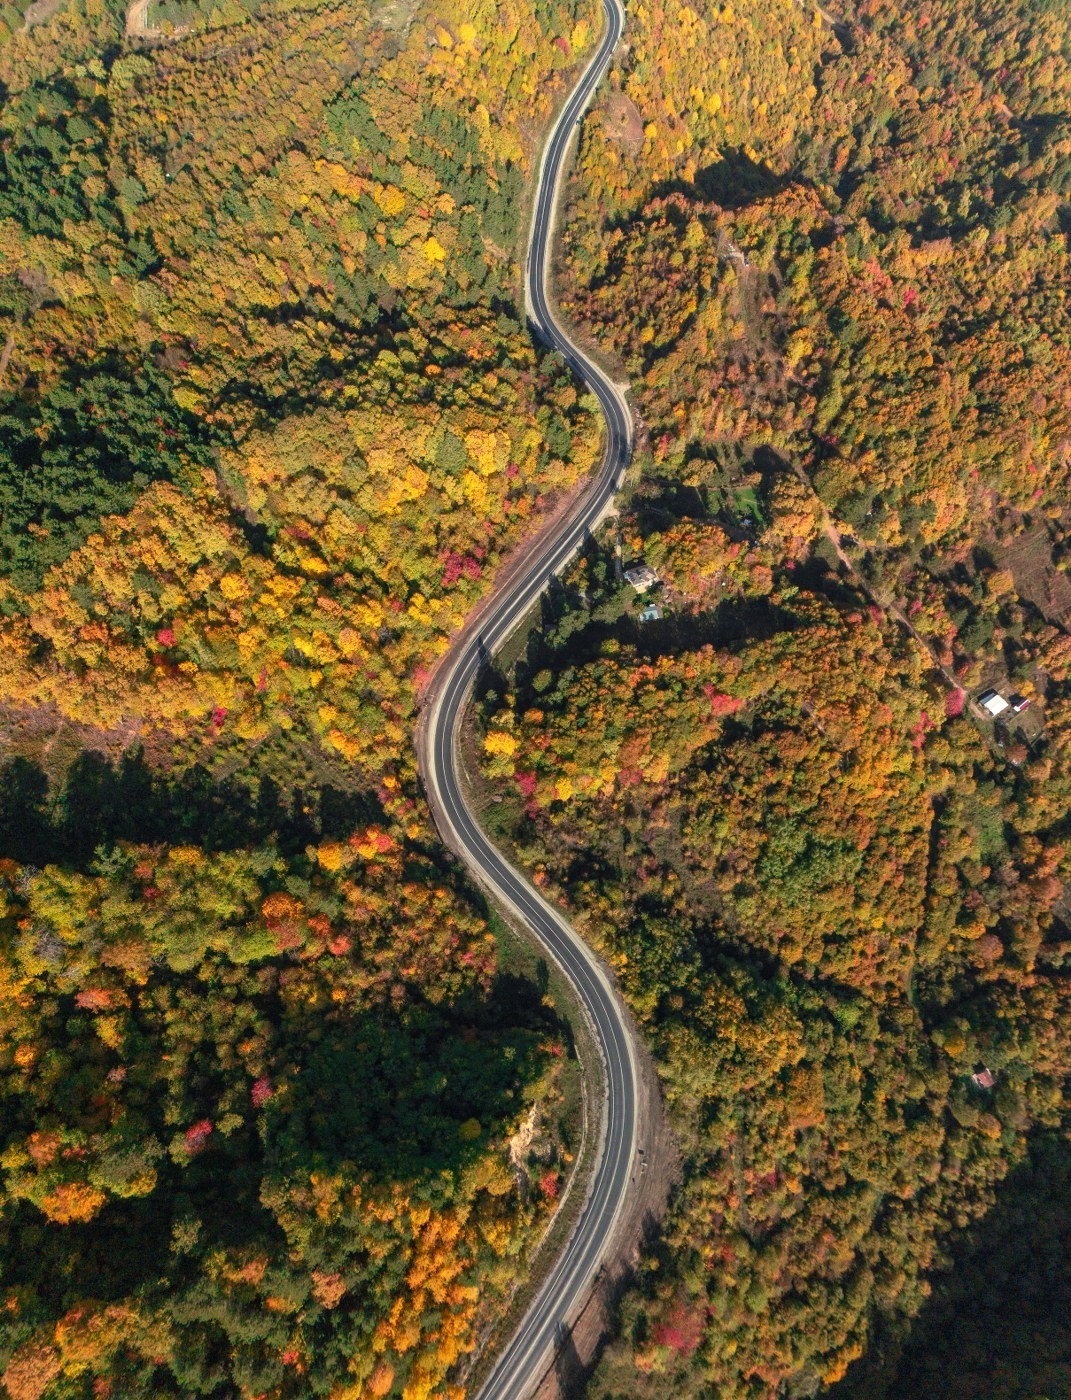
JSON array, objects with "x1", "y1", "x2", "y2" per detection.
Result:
[
  {"x1": 978, "y1": 689, "x2": 1010, "y2": 717},
  {"x1": 624, "y1": 564, "x2": 658, "y2": 592}
]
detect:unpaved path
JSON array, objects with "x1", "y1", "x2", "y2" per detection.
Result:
[{"x1": 125, "y1": 0, "x2": 150, "y2": 37}]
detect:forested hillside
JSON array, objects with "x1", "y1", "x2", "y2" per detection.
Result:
[
  {"x1": 8, "y1": 0, "x2": 1071, "y2": 1392},
  {"x1": 0, "y1": 0, "x2": 602, "y2": 1394},
  {"x1": 476, "y1": 0, "x2": 1071, "y2": 1394}
]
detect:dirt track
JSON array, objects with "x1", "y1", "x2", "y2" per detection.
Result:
[{"x1": 125, "y1": 0, "x2": 150, "y2": 36}]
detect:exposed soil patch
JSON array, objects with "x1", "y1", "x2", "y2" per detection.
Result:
[
  {"x1": 602, "y1": 91, "x2": 643, "y2": 146},
  {"x1": 1000, "y1": 521, "x2": 1071, "y2": 631},
  {"x1": 0, "y1": 334, "x2": 15, "y2": 385},
  {"x1": 125, "y1": 0, "x2": 190, "y2": 41},
  {"x1": 125, "y1": 0, "x2": 151, "y2": 36},
  {"x1": 0, "y1": 702, "x2": 171, "y2": 780},
  {"x1": 21, "y1": 0, "x2": 65, "y2": 30},
  {"x1": 508, "y1": 1104, "x2": 542, "y2": 1182},
  {"x1": 371, "y1": 0, "x2": 420, "y2": 30}
]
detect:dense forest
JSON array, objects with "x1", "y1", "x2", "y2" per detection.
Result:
[
  {"x1": 0, "y1": 0, "x2": 603, "y2": 1394},
  {"x1": 475, "y1": 0, "x2": 1071, "y2": 1395},
  {"x1": 7, "y1": 0, "x2": 1071, "y2": 1391}
]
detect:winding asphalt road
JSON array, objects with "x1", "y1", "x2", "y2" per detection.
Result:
[{"x1": 418, "y1": 2, "x2": 638, "y2": 1396}]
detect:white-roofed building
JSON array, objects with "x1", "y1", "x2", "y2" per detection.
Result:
[{"x1": 978, "y1": 689, "x2": 1010, "y2": 717}]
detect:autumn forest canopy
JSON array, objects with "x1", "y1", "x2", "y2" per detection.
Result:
[
  {"x1": 3, "y1": 0, "x2": 1071, "y2": 1394},
  {"x1": 0, "y1": 0, "x2": 598, "y2": 1393},
  {"x1": 474, "y1": 0, "x2": 1071, "y2": 1394}
]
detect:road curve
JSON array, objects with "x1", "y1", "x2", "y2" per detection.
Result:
[{"x1": 418, "y1": 2, "x2": 637, "y2": 1397}]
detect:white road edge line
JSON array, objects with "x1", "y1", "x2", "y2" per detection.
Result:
[{"x1": 418, "y1": 3, "x2": 640, "y2": 1397}]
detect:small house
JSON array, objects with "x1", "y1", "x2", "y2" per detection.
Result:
[
  {"x1": 624, "y1": 564, "x2": 658, "y2": 593},
  {"x1": 970, "y1": 1065, "x2": 996, "y2": 1090},
  {"x1": 639, "y1": 603, "x2": 663, "y2": 623},
  {"x1": 978, "y1": 689, "x2": 1010, "y2": 717},
  {"x1": 1009, "y1": 693, "x2": 1032, "y2": 714}
]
